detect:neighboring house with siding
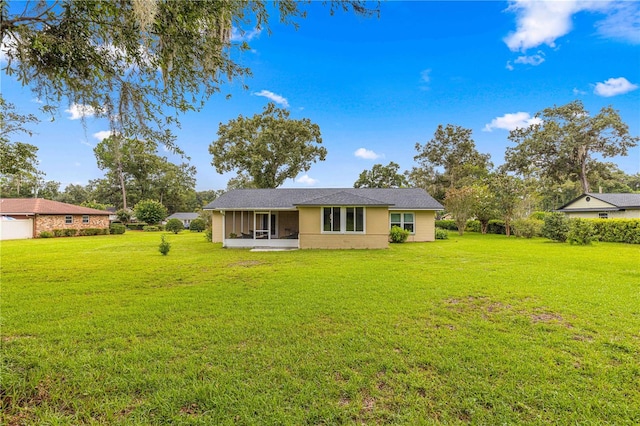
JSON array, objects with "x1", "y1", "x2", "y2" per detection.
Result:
[
  {"x1": 0, "y1": 198, "x2": 110, "y2": 239},
  {"x1": 204, "y1": 188, "x2": 443, "y2": 249},
  {"x1": 556, "y1": 193, "x2": 640, "y2": 219},
  {"x1": 165, "y1": 212, "x2": 200, "y2": 228}
]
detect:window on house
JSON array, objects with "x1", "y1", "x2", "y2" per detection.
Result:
[
  {"x1": 390, "y1": 212, "x2": 415, "y2": 233},
  {"x1": 346, "y1": 207, "x2": 364, "y2": 232},
  {"x1": 82, "y1": 215, "x2": 89, "y2": 224},
  {"x1": 598, "y1": 212, "x2": 608, "y2": 219},
  {"x1": 323, "y1": 207, "x2": 364, "y2": 233},
  {"x1": 65, "y1": 215, "x2": 73, "y2": 224}
]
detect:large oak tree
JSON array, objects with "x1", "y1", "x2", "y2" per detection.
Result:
[
  {"x1": 209, "y1": 103, "x2": 326, "y2": 188},
  {"x1": 505, "y1": 100, "x2": 638, "y2": 193}
]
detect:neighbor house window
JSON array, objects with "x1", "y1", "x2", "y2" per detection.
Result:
[
  {"x1": 323, "y1": 207, "x2": 365, "y2": 233},
  {"x1": 82, "y1": 215, "x2": 89, "y2": 224},
  {"x1": 598, "y1": 212, "x2": 608, "y2": 219},
  {"x1": 390, "y1": 212, "x2": 415, "y2": 233},
  {"x1": 65, "y1": 215, "x2": 73, "y2": 224}
]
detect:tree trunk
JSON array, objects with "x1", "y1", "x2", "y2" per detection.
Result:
[
  {"x1": 505, "y1": 219, "x2": 511, "y2": 237},
  {"x1": 578, "y1": 145, "x2": 590, "y2": 193},
  {"x1": 481, "y1": 220, "x2": 488, "y2": 234},
  {"x1": 117, "y1": 162, "x2": 127, "y2": 210}
]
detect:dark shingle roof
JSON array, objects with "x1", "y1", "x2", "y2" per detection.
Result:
[
  {"x1": 0, "y1": 198, "x2": 110, "y2": 215},
  {"x1": 167, "y1": 212, "x2": 199, "y2": 220},
  {"x1": 204, "y1": 188, "x2": 443, "y2": 210},
  {"x1": 558, "y1": 193, "x2": 640, "y2": 211}
]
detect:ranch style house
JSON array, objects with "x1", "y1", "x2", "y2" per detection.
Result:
[{"x1": 204, "y1": 188, "x2": 444, "y2": 249}]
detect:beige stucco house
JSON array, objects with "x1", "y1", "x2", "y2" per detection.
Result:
[
  {"x1": 0, "y1": 198, "x2": 110, "y2": 240},
  {"x1": 556, "y1": 193, "x2": 640, "y2": 219},
  {"x1": 204, "y1": 188, "x2": 443, "y2": 249}
]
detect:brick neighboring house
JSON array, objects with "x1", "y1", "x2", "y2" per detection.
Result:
[{"x1": 0, "y1": 198, "x2": 110, "y2": 239}]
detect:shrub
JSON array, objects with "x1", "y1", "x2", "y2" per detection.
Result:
[
  {"x1": 204, "y1": 229, "x2": 212, "y2": 242},
  {"x1": 134, "y1": 199, "x2": 167, "y2": 225},
  {"x1": 465, "y1": 220, "x2": 481, "y2": 233},
  {"x1": 53, "y1": 229, "x2": 64, "y2": 237},
  {"x1": 389, "y1": 225, "x2": 410, "y2": 243},
  {"x1": 159, "y1": 235, "x2": 171, "y2": 255},
  {"x1": 143, "y1": 225, "x2": 161, "y2": 232},
  {"x1": 589, "y1": 219, "x2": 640, "y2": 244},
  {"x1": 63, "y1": 229, "x2": 77, "y2": 237},
  {"x1": 435, "y1": 220, "x2": 457, "y2": 231},
  {"x1": 567, "y1": 218, "x2": 595, "y2": 245},
  {"x1": 165, "y1": 218, "x2": 184, "y2": 234},
  {"x1": 435, "y1": 228, "x2": 449, "y2": 240},
  {"x1": 127, "y1": 223, "x2": 147, "y2": 231},
  {"x1": 487, "y1": 220, "x2": 506, "y2": 235},
  {"x1": 79, "y1": 228, "x2": 104, "y2": 236},
  {"x1": 109, "y1": 223, "x2": 126, "y2": 235},
  {"x1": 511, "y1": 219, "x2": 543, "y2": 239},
  {"x1": 542, "y1": 212, "x2": 570, "y2": 242},
  {"x1": 39, "y1": 231, "x2": 53, "y2": 238},
  {"x1": 189, "y1": 218, "x2": 206, "y2": 232},
  {"x1": 116, "y1": 209, "x2": 132, "y2": 224}
]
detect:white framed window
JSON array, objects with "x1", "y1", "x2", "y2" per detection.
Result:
[
  {"x1": 390, "y1": 212, "x2": 415, "y2": 233},
  {"x1": 65, "y1": 215, "x2": 73, "y2": 224},
  {"x1": 322, "y1": 207, "x2": 365, "y2": 233},
  {"x1": 82, "y1": 215, "x2": 89, "y2": 224},
  {"x1": 598, "y1": 212, "x2": 608, "y2": 219}
]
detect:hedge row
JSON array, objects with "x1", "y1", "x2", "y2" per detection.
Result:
[
  {"x1": 39, "y1": 228, "x2": 109, "y2": 238},
  {"x1": 436, "y1": 219, "x2": 507, "y2": 235},
  {"x1": 589, "y1": 219, "x2": 640, "y2": 244}
]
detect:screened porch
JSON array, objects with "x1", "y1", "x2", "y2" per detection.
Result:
[{"x1": 221, "y1": 210, "x2": 299, "y2": 248}]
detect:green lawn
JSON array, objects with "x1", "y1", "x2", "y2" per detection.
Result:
[{"x1": 1, "y1": 232, "x2": 639, "y2": 424}]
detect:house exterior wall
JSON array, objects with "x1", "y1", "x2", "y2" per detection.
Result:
[
  {"x1": 212, "y1": 212, "x2": 223, "y2": 243},
  {"x1": 405, "y1": 210, "x2": 436, "y2": 242},
  {"x1": 566, "y1": 196, "x2": 614, "y2": 209},
  {"x1": 34, "y1": 214, "x2": 109, "y2": 236},
  {"x1": 564, "y1": 209, "x2": 640, "y2": 219},
  {"x1": 298, "y1": 206, "x2": 389, "y2": 249}
]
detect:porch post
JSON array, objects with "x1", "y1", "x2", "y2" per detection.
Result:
[{"x1": 220, "y1": 211, "x2": 226, "y2": 247}]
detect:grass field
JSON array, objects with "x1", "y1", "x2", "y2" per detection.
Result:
[{"x1": 1, "y1": 231, "x2": 639, "y2": 424}]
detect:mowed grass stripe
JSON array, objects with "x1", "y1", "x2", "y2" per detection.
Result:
[{"x1": 1, "y1": 232, "x2": 639, "y2": 424}]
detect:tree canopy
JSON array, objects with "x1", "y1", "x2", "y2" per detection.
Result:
[
  {"x1": 0, "y1": 97, "x2": 40, "y2": 178},
  {"x1": 354, "y1": 162, "x2": 407, "y2": 188},
  {"x1": 413, "y1": 124, "x2": 492, "y2": 201},
  {"x1": 2, "y1": 1, "x2": 376, "y2": 151},
  {"x1": 209, "y1": 103, "x2": 327, "y2": 188},
  {"x1": 505, "y1": 100, "x2": 638, "y2": 193},
  {"x1": 94, "y1": 135, "x2": 196, "y2": 212}
]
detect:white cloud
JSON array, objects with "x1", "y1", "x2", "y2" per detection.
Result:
[
  {"x1": 572, "y1": 87, "x2": 587, "y2": 95},
  {"x1": 505, "y1": 61, "x2": 515, "y2": 71},
  {"x1": 483, "y1": 112, "x2": 542, "y2": 132},
  {"x1": 80, "y1": 140, "x2": 94, "y2": 148},
  {"x1": 594, "y1": 77, "x2": 638, "y2": 97},
  {"x1": 514, "y1": 52, "x2": 545, "y2": 66},
  {"x1": 296, "y1": 174, "x2": 318, "y2": 186},
  {"x1": 420, "y1": 69, "x2": 431, "y2": 83},
  {"x1": 66, "y1": 104, "x2": 97, "y2": 120},
  {"x1": 595, "y1": 2, "x2": 640, "y2": 44},
  {"x1": 253, "y1": 90, "x2": 289, "y2": 107},
  {"x1": 354, "y1": 148, "x2": 382, "y2": 160},
  {"x1": 231, "y1": 27, "x2": 261, "y2": 42},
  {"x1": 93, "y1": 130, "x2": 114, "y2": 141},
  {"x1": 504, "y1": 0, "x2": 612, "y2": 52}
]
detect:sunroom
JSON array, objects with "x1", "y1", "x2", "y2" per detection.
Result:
[{"x1": 218, "y1": 209, "x2": 299, "y2": 248}]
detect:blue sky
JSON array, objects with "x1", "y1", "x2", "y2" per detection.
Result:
[{"x1": 2, "y1": 1, "x2": 639, "y2": 191}]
